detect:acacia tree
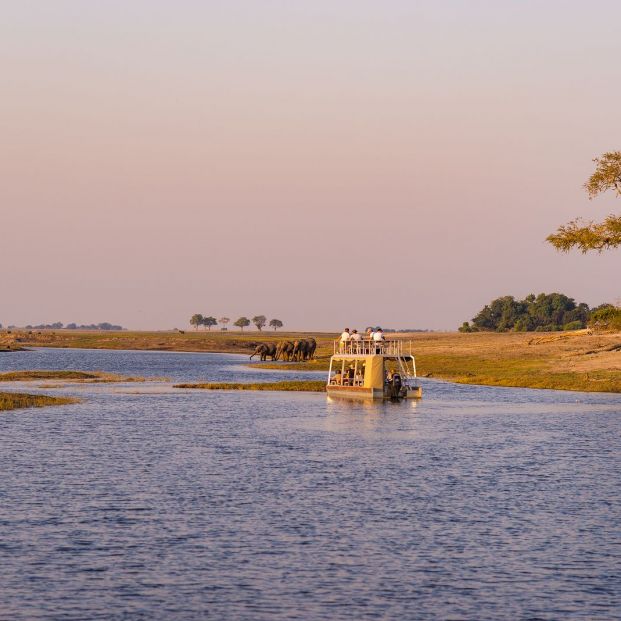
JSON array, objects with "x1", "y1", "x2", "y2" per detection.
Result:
[
  {"x1": 547, "y1": 152, "x2": 621, "y2": 252},
  {"x1": 269, "y1": 319, "x2": 283, "y2": 331},
  {"x1": 190, "y1": 314, "x2": 204, "y2": 331},
  {"x1": 234, "y1": 316, "x2": 250, "y2": 331},
  {"x1": 202, "y1": 316, "x2": 217, "y2": 331},
  {"x1": 252, "y1": 315, "x2": 267, "y2": 331},
  {"x1": 219, "y1": 317, "x2": 230, "y2": 331}
]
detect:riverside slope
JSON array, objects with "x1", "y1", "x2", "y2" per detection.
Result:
[{"x1": 2, "y1": 329, "x2": 620, "y2": 393}]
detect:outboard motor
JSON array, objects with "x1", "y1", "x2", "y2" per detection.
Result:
[{"x1": 390, "y1": 373, "x2": 402, "y2": 399}]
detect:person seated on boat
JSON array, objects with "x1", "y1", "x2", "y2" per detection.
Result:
[
  {"x1": 354, "y1": 370, "x2": 364, "y2": 385},
  {"x1": 350, "y1": 329, "x2": 361, "y2": 352},
  {"x1": 331, "y1": 370, "x2": 343, "y2": 385},
  {"x1": 339, "y1": 328, "x2": 351, "y2": 352},
  {"x1": 373, "y1": 328, "x2": 385, "y2": 353}
]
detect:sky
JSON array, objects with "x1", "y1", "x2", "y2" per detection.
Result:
[{"x1": 2, "y1": 0, "x2": 620, "y2": 331}]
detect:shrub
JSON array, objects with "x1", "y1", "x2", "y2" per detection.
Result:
[
  {"x1": 535, "y1": 324, "x2": 561, "y2": 332},
  {"x1": 589, "y1": 305, "x2": 621, "y2": 331},
  {"x1": 563, "y1": 321, "x2": 583, "y2": 331}
]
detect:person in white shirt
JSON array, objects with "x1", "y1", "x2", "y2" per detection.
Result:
[
  {"x1": 339, "y1": 328, "x2": 351, "y2": 352},
  {"x1": 350, "y1": 329, "x2": 362, "y2": 341},
  {"x1": 350, "y1": 329, "x2": 362, "y2": 352},
  {"x1": 372, "y1": 328, "x2": 385, "y2": 353}
]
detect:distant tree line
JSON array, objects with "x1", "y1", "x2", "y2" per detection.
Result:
[
  {"x1": 6, "y1": 322, "x2": 125, "y2": 331},
  {"x1": 459, "y1": 293, "x2": 617, "y2": 333},
  {"x1": 189, "y1": 314, "x2": 283, "y2": 332}
]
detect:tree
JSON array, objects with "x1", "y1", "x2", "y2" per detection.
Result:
[
  {"x1": 202, "y1": 316, "x2": 217, "y2": 331},
  {"x1": 469, "y1": 293, "x2": 589, "y2": 332},
  {"x1": 269, "y1": 319, "x2": 283, "y2": 331},
  {"x1": 234, "y1": 316, "x2": 250, "y2": 331},
  {"x1": 547, "y1": 151, "x2": 621, "y2": 252},
  {"x1": 219, "y1": 317, "x2": 230, "y2": 331},
  {"x1": 252, "y1": 315, "x2": 267, "y2": 331},
  {"x1": 190, "y1": 314, "x2": 204, "y2": 330}
]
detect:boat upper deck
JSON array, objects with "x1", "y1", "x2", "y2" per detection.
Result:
[{"x1": 332, "y1": 339, "x2": 413, "y2": 357}]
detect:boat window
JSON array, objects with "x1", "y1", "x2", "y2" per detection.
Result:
[{"x1": 329, "y1": 359, "x2": 365, "y2": 386}]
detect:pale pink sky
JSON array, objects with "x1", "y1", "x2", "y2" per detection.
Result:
[{"x1": 2, "y1": 1, "x2": 620, "y2": 331}]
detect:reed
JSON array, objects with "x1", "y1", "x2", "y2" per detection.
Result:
[
  {"x1": 0, "y1": 392, "x2": 78, "y2": 411},
  {"x1": 0, "y1": 370, "x2": 147, "y2": 382},
  {"x1": 174, "y1": 380, "x2": 326, "y2": 392}
]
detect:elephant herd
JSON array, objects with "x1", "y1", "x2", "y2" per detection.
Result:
[{"x1": 250, "y1": 338, "x2": 317, "y2": 362}]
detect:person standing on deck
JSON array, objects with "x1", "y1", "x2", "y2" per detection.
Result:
[
  {"x1": 373, "y1": 327, "x2": 385, "y2": 353},
  {"x1": 339, "y1": 328, "x2": 351, "y2": 352},
  {"x1": 350, "y1": 329, "x2": 362, "y2": 353}
]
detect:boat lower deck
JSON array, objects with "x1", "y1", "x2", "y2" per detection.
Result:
[{"x1": 326, "y1": 385, "x2": 422, "y2": 400}]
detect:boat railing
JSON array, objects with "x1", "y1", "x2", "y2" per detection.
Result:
[{"x1": 333, "y1": 339, "x2": 412, "y2": 356}]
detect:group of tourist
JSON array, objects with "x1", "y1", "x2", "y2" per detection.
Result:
[
  {"x1": 339, "y1": 327, "x2": 385, "y2": 353},
  {"x1": 330, "y1": 364, "x2": 364, "y2": 386}
]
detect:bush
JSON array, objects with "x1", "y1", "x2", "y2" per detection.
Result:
[
  {"x1": 563, "y1": 321, "x2": 583, "y2": 331},
  {"x1": 534, "y1": 324, "x2": 561, "y2": 332},
  {"x1": 589, "y1": 305, "x2": 621, "y2": 331}
]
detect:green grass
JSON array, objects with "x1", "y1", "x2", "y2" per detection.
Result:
[
  {"x1": 0, "y1": 370, "x2": 147, "y2": 382},
  {"x1": 0, "y1": 392, "x2": 79, "y2": 411},
  {"x1": 417, "y1": 352, "x2": 621, "y2": 393},
  {"x1": 174, "y1": 380, "x2": 326, "y2": 392}
]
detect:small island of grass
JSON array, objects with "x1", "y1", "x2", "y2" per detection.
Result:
[
  {"x1": 0, "y1": 370, "x2": 148, "y2": 383},
  {"x1": 174, "y1": 380, "x2": 326, "y2": 392},
  {"x1": 0, "y1": 392, "x2": 79, "y2": 411}
]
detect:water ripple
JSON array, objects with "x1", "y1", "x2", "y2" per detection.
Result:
[{"x1": 1, "y1": 349, "x2": 620, "y2": 619}]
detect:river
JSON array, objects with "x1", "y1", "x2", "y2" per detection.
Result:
[{"x1": 1, "y1": 348, "x2": 620, "y2": 620}]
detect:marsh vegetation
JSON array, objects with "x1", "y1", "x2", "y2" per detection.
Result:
[
  {"x1": 0, "y1": 392, "x2": 78, "y2": 411},
  {"x1": 174, "y1": 380, "x2": 326, "y2": 392},
  {"x1": 0, "y1": 370, "x2": 147, "y2": 383}
]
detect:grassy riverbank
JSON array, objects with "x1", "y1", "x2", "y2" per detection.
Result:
[
  {"x1": 0, "y1": 392, "x2": 78, "y2": 411},
  {"x1": 0, "y1": 370, "x2": 147, "y2": 383},
  {"x1": 3, "y1": 329, "x2": 621, "y2": 393},
  {"x1": 175, "y1": 380, "x2": 326, "y2": 392},
  {"x1": 0, "y1": 329, "x2": 336, "y2": 355}
]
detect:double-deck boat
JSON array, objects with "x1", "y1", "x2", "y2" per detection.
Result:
[{"x1": 326, "y1": 338, "x2": 422, "y2": 400}]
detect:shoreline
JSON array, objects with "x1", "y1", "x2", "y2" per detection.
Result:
[{"x1": 2, "y1": 330, "x2": 620, "y2": 394}]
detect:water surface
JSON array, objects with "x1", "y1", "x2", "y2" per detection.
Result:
[{"x1": 1, "y1": 348, "x2": 620, "y2": 620}]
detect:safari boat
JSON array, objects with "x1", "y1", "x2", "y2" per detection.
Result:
[{"x1": 326, "y1": 338, "x2": 422, "y2": 400}]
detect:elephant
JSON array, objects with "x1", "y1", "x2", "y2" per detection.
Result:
[
  {"x1": 250, "y1": 343, "x2": 277, "y2": 361},
  {"x1": 306, "y1": 337, "x2": 317, "y2": 360},
  {"x1": 276, "y1": 340, "x2": 294, "y2": 361},
  {"x1": 292, "y1": 339, "x2": 309, "y2": 362}
]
